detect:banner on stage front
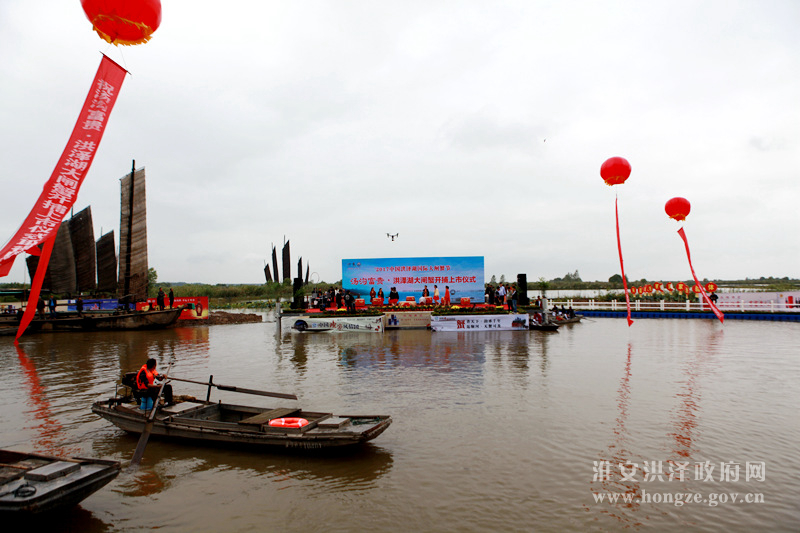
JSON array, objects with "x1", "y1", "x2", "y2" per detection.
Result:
[
  {"x1": 292, "y1": 315, "x2": 384, "y2": 332},
  {"x1": 342, "y1": 256, "x2": 484, "y2": 303},
  {"x1": 384, "y1": 311, "x2": 432, "y2": 329},
  {"x1": 431, "y1": 314, "x2": 529, "y2": 332}
]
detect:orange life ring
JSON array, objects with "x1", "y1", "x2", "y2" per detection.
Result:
[{"x1": 268, "y1": 417, "x2": 309, "y2": 428}]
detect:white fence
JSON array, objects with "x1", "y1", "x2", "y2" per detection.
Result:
[{"x1": 548, "y1": 299, "x2": 800, "y2": 314}]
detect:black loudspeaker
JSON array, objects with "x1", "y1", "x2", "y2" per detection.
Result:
[{"x1": 517, "y1": 274, "x2": 529, "y2": 306}]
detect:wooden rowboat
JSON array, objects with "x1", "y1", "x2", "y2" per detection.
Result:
[
  {"x1": 530, "y1": 322, "x2": 560, "y2": 332},
  {"x1": 549, "y1": 313, "x2": 584, "y2": 324},
  {"x1": 92, "y1": 397, "x2": 392, "y2": 451},
  {"x1": 0, "y1": 450, "x2": 120, "y2": 514}
]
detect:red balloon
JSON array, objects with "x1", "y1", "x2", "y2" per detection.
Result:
[
  {"x1": 665, "y1": 197, "x2": 691, "y2": 221},
  {"x1": 600, "y1": 157, "x2": 631, "y2": 186},
  {"x1": 81, "y1": 0, "x2": 162, "y2": 46}
]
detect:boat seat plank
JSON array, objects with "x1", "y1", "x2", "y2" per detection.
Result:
[
  {"x1": 317, "y1": 416, "x2": 351, "y2": 429},
  {"x1": 24, "y1": 461, "x2": 80, "y2": 481},
  {"x1": 237, "y1": 407, "x2": 300, "y2": 426}
]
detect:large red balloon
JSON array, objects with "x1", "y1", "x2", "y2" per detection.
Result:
[
  {"x1": 665, "y1": 197, "x2": 691, "y2": 221},
  {"x1": 600, "y1": 157, "x2": 631, "y2": 186},
  {"x1": 81, "y1": 0, "x2": 162, "y2": 46}
]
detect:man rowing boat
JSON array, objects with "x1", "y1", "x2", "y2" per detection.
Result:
[{"x1": 136, "y1": 358, "x2": 173, "y2": 409}]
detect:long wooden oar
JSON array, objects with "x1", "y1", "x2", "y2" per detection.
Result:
[
  {"x1": 129, "y1": 363, "x2": 173, "y2": 469},
  {"x1": 168, "y1": 376, "x2": 297, "y2": 400}
]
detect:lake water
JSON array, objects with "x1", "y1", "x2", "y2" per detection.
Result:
[{"x1": 1, "y1": 313, "x2": 798, "y2": 532}]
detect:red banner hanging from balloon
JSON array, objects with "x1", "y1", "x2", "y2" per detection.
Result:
[
  {"x1": 14, "y1": 234, "x2": 56, "y2": 342},
  {"x1": 616, "y1": 197, "x2": 633, "y2": 326},
  {"x1": 0, "y1": 55, "x2": 127, "y2": 277},
  {"x1": 677, "y1": 228, "x2": 724, "y2": 323}
]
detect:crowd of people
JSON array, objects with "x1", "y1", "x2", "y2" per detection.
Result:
[
  {"x1": 484, "y1": 283, "x2": 519, "y2": 312},
  {"x1": 308, "y1": 288, "x2": 363, "y2": 310},
  {"x1": 307, "y1": 285, "x2": 459, "y2": 310},
  {"x1": 551, "y1": 304, "x2": 576, "y2": 319}
]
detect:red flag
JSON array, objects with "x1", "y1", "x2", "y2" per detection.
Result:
[
  {"x1": 0, "y1": 55, "x2": 127, "y2": 275},
  {"x1": 616, "y1": 197, "x2": 633, "y2": 326},
  {"x1": 677, "y1": 228, "x2": 724, "y2": 323},
  {"x1": 15, "y1": 234, "x2": 56, "y2": 343}
]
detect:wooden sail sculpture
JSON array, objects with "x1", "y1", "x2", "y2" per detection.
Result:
[
  {"x1": 282, "y1": 240, "x2": 291, "y2": 282},
  {"x1": 96, "y1": 230, "x2": 117, "y2": 293},
  {"x1": 118, "y1": 164, "x2": 149, "y2": 303},
  {"x1": 25, "y1": 223, "x2": 76, "y2": 294},
  {"x1": 69, "y1": 206, "x2": 97, "y2": 293}
]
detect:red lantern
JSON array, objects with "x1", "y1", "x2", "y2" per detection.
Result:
[
  {"x1": 600, "y1": 157, "x2": 631, "y2": 186},
  {"x1": 665, "y1": 197, "x2": 691, "y2": 221},
  {"x1": 705, "y1": 282, "x2": 718, "y2": 293},
  {"x1": 81, "y1": 0, "x2": 162, "y2": 46}
]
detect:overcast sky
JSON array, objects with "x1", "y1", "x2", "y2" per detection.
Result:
[{"x1": 1, "y1": 1, "x2": 798, "y2": 286}]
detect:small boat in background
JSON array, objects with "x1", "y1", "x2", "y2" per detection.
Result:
[
  {"x1": 0, "y1": 450, "x2": 120, "y2": 514},
  {"x1": 527, "y1": 311, "x2": 560, "y2": 331},
  {"x1": 530, "y1": 322, "x2": 560, "y2": 332},
  {"x1": 550, "y1": 313, "x2": 583, "y2": 324}
]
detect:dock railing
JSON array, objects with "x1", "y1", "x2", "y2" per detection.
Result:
[{"x1": 546, "y1": 299, "x2": 800, "y2": 314}]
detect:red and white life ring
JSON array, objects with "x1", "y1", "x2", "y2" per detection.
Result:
[{"x1": 268, "y1": 417, "x2": 309, "y2": 428}]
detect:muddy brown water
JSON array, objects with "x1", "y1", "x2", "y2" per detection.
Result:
[{"x1": 1, "y1": 314, "x2": 798, "y2": 531}]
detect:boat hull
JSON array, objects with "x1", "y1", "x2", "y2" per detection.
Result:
[
  {"x1": 26, "y1": 306, "x2": 185, "y2": 332},
  {"x1": 92, "y1": 400, "x2": 392, "y2": 451},
  {"x1": 530, "y1": 323, "x2": 560, "y2": 331},
  {"x1": 549, "y1": 313, "x2": 583, "y2": 324},
  {"x1": 0, "y1": 450, "x2": 120, "y2": 514}
]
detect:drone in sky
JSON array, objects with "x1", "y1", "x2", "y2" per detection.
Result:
[{"x1": 387, "y1": 233, "x2": 399, "y2": 241}]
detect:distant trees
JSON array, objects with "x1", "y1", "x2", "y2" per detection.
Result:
[
  {"x1": 147, "y1": 268, "x2": 158, "y2": 296},
  {"x1": 537, "y1": 276, "x2": 550, "y2": 296},
  {"x1": 551, "y1": 270, "x2": 582, "y2": 283}
]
